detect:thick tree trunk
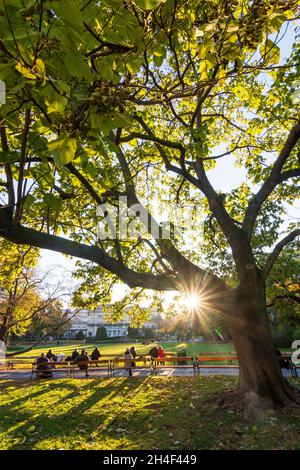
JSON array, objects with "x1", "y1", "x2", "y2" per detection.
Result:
[{"x1": 227, "y1": 278, "x2": 299, "y2": 406}]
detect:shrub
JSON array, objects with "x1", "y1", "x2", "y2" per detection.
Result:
[
  {"x1": 95, "y1": 326, "x2": 107, "y2": 339},
  {"x1": 75, "y1": 330, "x2": 85, "y2": 340}
]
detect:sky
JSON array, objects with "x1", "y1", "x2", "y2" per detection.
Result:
[{"x1": 38, "y1": 23, "x2": 299, "y2": 303}]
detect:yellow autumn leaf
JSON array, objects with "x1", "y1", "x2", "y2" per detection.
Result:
[{"x1": 15, "y1": 62, "x2": 36, "y2": 79}]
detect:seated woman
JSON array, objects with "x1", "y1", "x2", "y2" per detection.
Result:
[
  {"x1": 74, "y1": 349, "x2": 90, "y2": 377},
  {"x1": 157, "y1": 346, "x2": 165, "y2": 365},
  {"x1": 36, "y1": 353, "x2": 53, "y2": 378},
  {"x1": 124, "y1": 348, "x2": 134, "y2": 377}
]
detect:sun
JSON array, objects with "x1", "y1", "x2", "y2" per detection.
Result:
[{"x1": 182, "y1": 293, "x2": 202, "y2": 310}]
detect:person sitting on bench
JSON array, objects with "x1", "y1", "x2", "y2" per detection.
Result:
[
  {"x1": 46, "y1": 350, "x2": 57, "y2": 362},
  {"x1": 74, "y1": 349, "x2": 90, "y2": 377},
  {"x1": 56, "y1": 352, "x2": 65, "y2": 362},
  {"x1": 91, "y1": 347, "x2": 101, "y2": 361},
  {"x1": 276, "y1": 348, "x2": 297, "y2": 376},
  {"x1": 157, "y1": 346, "x2": 165, "y2": 365},
  {"x1": 66, "y1": 349, "x2": 79, "y2": 361},
  {"x1": 36, "y1": 353, "x2": 52, "y2": 378},
  {"x1": 129, "y1": 346, "x2": 137, "y2": 359},
  {"x1": 149, "y1": 345, "x2": 159, "y2": 365}
]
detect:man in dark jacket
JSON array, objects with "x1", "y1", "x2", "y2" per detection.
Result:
[
  {"x1": 46, "y1": 350, "x2": 57, "y2": 362},
  {"x1": 71, "y1": 349, "x2": 79, "y2": 361},
  {"x1": 91, "y1": 347, "x2": 101, "y2": 362},
  {"x1": 74, "y1": 349, "x2": 90, "y2": 377},
  {"x1": 149, "y1": 346, "x2": 158, "y2": 359},
  {"x1": 36, "y1": 353, "x2": 52, "y2": 378}
]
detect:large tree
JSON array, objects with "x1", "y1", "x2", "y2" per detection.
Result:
[{"x1": 0, "y1": 0, "x2": 300, "y2": 406}]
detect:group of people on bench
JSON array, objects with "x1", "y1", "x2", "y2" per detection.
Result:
[
  {"x1": 33, "y1": 346, "x2": 298, "y2": 379},
  {"x1": 123, "y1": 345, "x2": 166, "y2": 376},
  {"x1": 36, "y1": 347, "x2": 101, "y2": 378},
  {"x1": 36, "y1": 345, "x2": 166, "y2": 378},
  {"x1": 148, "y1": 345, "x2": 166, "y2": 364}
]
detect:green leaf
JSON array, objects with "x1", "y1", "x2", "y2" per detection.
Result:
[
  {"x1": 260, "y1": 39, "x2": 280, "y2": 65},
  {"x1": 153, "y1": 54, "x2": 163, "y2": 67},
  {"x1": 199, "y1": 60, "x2": 209, "y2": 79},
  {"x1": 47, "y1": 97, "x2": 68, "y2": 114},
  {"x1": 43, "y1": 193, "x2": 63, "y2": 212},
  {"x1": 135, "y1": 0, "x2": 166, "y2": 11},
  {"x1": 90, "y1": 111, "x2": 132, "y2": 133},
  {"x1": 0, "y1": 63, "x2": 14, "y2": 80},
  {"x1": 97, "y1": 57, "x2": 118, "y2": 82},
  {"x1": 52, "y1": 0, "x2": 83, "y2": 33},
  {"x1": 64, "y1": 52, "x2": 92, "y2": 79},
  {"x1": 48, "y1": 136, "x2": 77, "y2": 167},
  {"x1": 0, "y1": 151, "x2": 19, "y2": 164},
  {"x1": 126, "y1": 54, "x2": 142, "y2": 74}
]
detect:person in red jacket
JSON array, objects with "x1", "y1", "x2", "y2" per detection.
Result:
[{"x1": 157, "y1": 346, "x2": 165, "y2": 366}]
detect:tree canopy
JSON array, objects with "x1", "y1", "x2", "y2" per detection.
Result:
[
  {"x1": 0, "y1": 0, "x2": 299, "y2": 311},
  {"x1": 1, "y1": 0, "x2": 300, "y2": 404}
]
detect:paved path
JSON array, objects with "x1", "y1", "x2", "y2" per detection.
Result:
[{"x1": 0, "y1": 366, "x2": 297, "y2": 381}]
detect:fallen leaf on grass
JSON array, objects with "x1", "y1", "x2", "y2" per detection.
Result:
[{"x1": 116, "y1": 428, "x2": 127, "y2": 433}]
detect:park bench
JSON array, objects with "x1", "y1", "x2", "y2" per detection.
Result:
[
  {"x1": 31, "y1": 361, "x2": 71, "y2": 379},
  {"x1": 196, "y1": 354, "x2": 298, "y2": 377},
  {"x1": 277, "y1": 354, "x2": 298, "y2": 378},
  {"x1": 70, "y1": 359, "x2": 112, "y2": 378},
  {"x1": 110, "y1": 356, "x2": 152, "y2": 376},
  {"x1": 151, "y1": 356, "x2": 197, "y2": 375},
  {"x1": 1, "y1": 356, "x2": 37, "y2": 370},
  {"x1": 196, "y1": 355, "x2": 239, "y2": 375},
  {"x1": 109, "y1": 354, "x2": 182, "y2": 376}
]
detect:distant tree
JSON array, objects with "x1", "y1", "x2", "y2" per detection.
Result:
[
  {"x1": 75, "y1": 330, "x2": 85, "y2": 340},
  {"x1": 142, "y1": 327, "x2": 154, "y2": 339},
  {"x1": 0, "y1": 239, "x2": 65, "y2": 345},
  {"x1": 127, "y1": 326, "x2": 139, "y2": 339},
  {"x1": 28, "y1": 300, "x2": 70, "y2": 339},
  {"x1": 95, "y1": 326, "x2": 107, "y2": 339}
]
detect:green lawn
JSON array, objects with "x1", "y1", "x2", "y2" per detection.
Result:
[
  {"x1": 8, "y1": 341, "x2": 235, "y2": 358},
  {"x1": 0, "y1": 377, "x2": 299, "y2": 450}
]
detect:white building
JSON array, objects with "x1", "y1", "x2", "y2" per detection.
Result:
[{"x1": 65, "y1": 305, "x2": 159, "y2": 339}]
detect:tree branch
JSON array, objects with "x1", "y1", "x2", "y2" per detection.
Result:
[
  {"x1": 267, "y1": 294, "x2": 300, "y2": 308},
  {"x1": 263, "y1": 229, "x2": 300, "y2": 280},
  {"x1": 0, "y1": 207, "x2": 176, "y2": 291},
  {"x1": 0, "y1": 127, "x2": 15, "y2": 209},
  {"x1": 243, "y1": 121, "x2": 300, "y2": 237},
  {"x1": 15, "y1": 109, "x2": 31, "y2": 223}
]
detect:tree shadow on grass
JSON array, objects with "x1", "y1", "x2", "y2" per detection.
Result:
[
  {"x1": 1, "y1": 376, "x2": 299, "y2": 450},
  {"x1": 0, "y1": 377, "x2": 156, "y2": 449}
]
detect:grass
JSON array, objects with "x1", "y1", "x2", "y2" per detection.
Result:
[
  {"x1": 8, "y1": 341, "x2": 235, "y2": 358},
  {"x1": 0, "y1": 376, "x2": 299, "y2": 450}
]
